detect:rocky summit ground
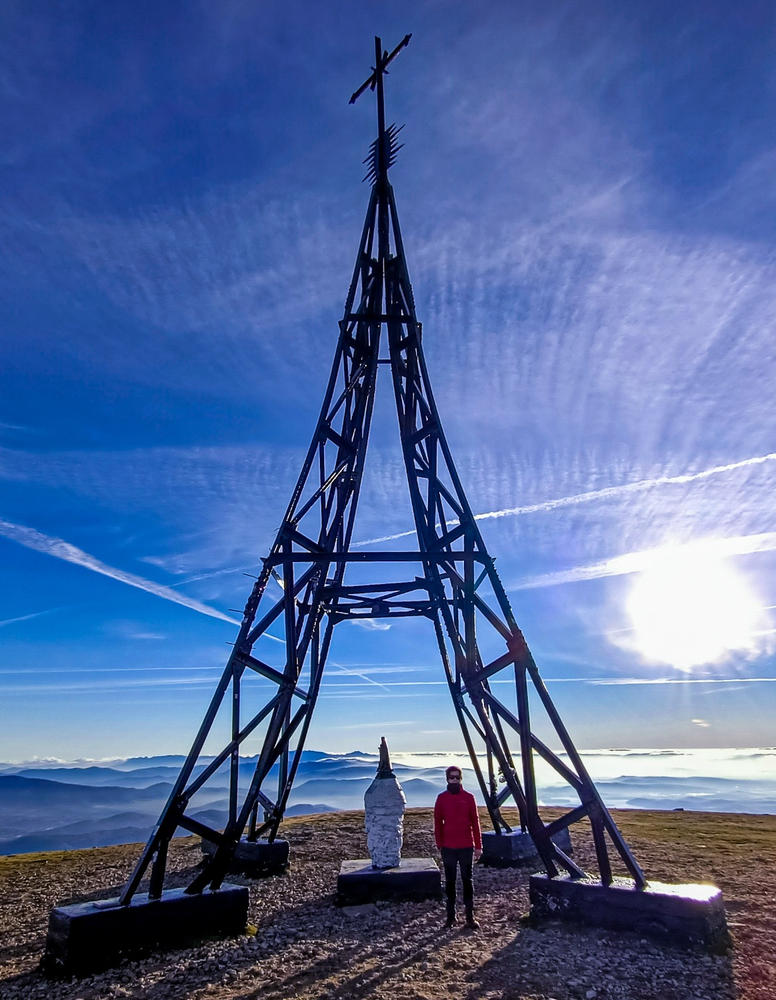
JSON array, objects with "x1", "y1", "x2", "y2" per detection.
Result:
[{"x1": 0, "y1": 807, "x2": 774, "y2": 1000}]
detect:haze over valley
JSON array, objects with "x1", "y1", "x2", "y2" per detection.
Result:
[{"x1": 2, "y1": 746, "x2": 775, "y2": 856}]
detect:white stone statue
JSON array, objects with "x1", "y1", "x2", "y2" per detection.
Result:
[{"x1": 363, "y1": 737, "x2": 406, "y2": 869}]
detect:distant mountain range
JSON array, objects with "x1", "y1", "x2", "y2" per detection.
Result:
[
  {"x1": 0, "y1": 750, "x2": 445, "y2": 855},
  {"x1": 1, "y1": 748, "x2": 775, "y2": 855}
]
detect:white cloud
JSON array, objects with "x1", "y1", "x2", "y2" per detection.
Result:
[
  {"x1": 2, "y1": 674, "x2": 223, "y2": 694},
  {"x1": 583, "y1": 677, "x2": 776, "y2": 687},
  {"x1": 49, "y1": 186, "x2": 357, "y2": 398},
  {"x1": 0, "y1": 663, "x2": 224, "y2": 675},
  {"x1": 510, "y1": 532, "x2": 776, "y2": 591},
  {"x1": 479, "y1": 454, "x2": 776, "y2": 524},
  {"x1": 349, "y1": 619, "x2": 392, "y2": 632},
  {"x1": 355, "y1": 452, "x2": 776, "y2": 546}
]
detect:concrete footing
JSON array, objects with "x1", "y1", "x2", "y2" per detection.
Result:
[
  {"x1": 529, "y1": 874, "x2": 729, "y2": 950},
  {"x1": 200, "y1": 837, "x2": 290, "y2": 876},
  {"x1": 43, "y1": 884, "x2": 249, "y2": 975},
  {"x1": 336, "y1": 857, "x2": 441, "y2": 905},
  {"x1": 481, "y1": 826, "x2": 572, "y2": 867}
]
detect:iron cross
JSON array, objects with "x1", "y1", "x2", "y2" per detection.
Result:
[
  {"x1": 349, "y1": 34, "x2": 411, "y2": 194},
  {"x1": 349, "y1": 34, "x2": 412, "y2": 108},
  {"x1": 350, "y1": 33, "x2": 411, "y2": 140}
]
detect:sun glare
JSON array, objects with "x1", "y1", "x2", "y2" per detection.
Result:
[{"x1": 626, "y1": 543, "x2": 763, "y2": 670}]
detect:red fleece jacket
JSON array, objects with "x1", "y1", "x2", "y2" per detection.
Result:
[{"x1": 434, "y1": 788, "x2": 482, "y2": 850}]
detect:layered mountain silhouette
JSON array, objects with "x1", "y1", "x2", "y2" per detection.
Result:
[
  {"x1": 0, "y1": 751, "x2": 434, "y2": 855},
  {"x1": 1, "y1": 749, "x2": 775, "y2": 855}
]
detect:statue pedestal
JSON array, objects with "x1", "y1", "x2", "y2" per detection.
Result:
[
  {"x1": 529, "y1": 874, "x2": 729, "y2": 950},
  {"x1": 200, "y1": 836, "x2": 289, "y2": 876},
  {"x1": 336, "y1": 858, "x2": 441, "y2": 906},
  {"x1": 481, "y1": 826, "x2": 572, "y2": 867},
  {"x1": 43, "y1": 884, "x2": 248, "y2": 976}
]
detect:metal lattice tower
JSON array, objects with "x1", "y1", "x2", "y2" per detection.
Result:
[{"x1": 120, "y1": 34, "x2": 645, "y2": 906}]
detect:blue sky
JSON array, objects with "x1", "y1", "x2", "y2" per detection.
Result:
[{"x1": 2, "y1": 1, "x2": 776, "y2": 762}]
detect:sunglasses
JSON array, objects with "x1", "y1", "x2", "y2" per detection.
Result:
[{"x1": 447, "y1": 774, "x2": 462, "y2": 781}]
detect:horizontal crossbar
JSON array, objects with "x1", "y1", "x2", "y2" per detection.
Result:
[
  {"x1": 325, "y1": 579, "x2": 428, "y2": 597},
  {"x1": 346, "y1": 312, "x2": 413, "y2": 323},
  {"x1": 264, "y1": 550, "x2": 486, "y2": 564},
  {"x1": 333, "y1": 605, "x2": 433, "y2": 619}
]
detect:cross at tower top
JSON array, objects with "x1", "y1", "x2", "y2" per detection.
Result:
[
  {"x1": 349, "y1": 33, "x2": 412, "y2": 110},
  {"x1": 350, "y1": 34, "x2": 412, "y2": 190}
]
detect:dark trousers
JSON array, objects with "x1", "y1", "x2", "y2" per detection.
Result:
[{"x1": 441, "y1": 846, "x2": 474, "y2": 915}]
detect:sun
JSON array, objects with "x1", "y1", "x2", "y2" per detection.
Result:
[{"x1": 625, "y1": 542, "x2": 762, "y2": 671}]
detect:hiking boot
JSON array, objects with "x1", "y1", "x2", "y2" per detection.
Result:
[
  {"x1": 465, "y1": 911, "x2": 481, "y2": 930},
  {"x1": 444, "y1": 911, "x2": 458, "y2": 927}
]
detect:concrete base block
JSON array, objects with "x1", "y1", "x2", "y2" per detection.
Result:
[
  {"x1": 529, "y1": 874, "x2": 729, "y2": 950},
  {"x1": 201, "y1": 837, "x2": 289, "y2": 876},
  {"x1": 44, "y1": 883, "x2": 249, "y2": 976},
  {"x1": 481, "y1": 826, "x2": 572, "y2": 867},
  {"x1": 336, "y1": 857, "x2": 441, "y2": 905}
]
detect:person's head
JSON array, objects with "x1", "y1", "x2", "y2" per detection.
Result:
[{"x1": 445, "y1": 765, "x2": 462, "y2": 793}]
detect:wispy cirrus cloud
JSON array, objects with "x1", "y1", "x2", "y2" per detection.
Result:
[
  {"x1": 0, "y1": 443, "x2": 301, "y2": 579},
  {"x1": 349, "y1": 619, "x2": 392, "y2": 632},
  {"x1": 49, "y1": 187, "x2": 358, "y2": 399},
  {"x1": 356, "y1": 451, "x2": 776, "y2": 546},
  {"x1": 581, "y1": 676, "x2": 776, "y2": 687},
  {"x1": 510, "y1": 530, "x2": 776, "y2": 592},
  {"x1": 476, "y1": 453, "x2": 776, "y2": 525},
  {"x1": 0, "y1": 664, "x2": 224, "y2": 675},
  {"x1": 306, "y1": 674, "x2": 776, "y2": 690},
  {"x1": 106, "y1": 621, "x2": 167, "y2": 641},
  {"x1": 2, "y1": 674, "x2": 223, "y2": 695},
  {"x1": 0, "y1": 517, "x2": 239, "y2": 626}
]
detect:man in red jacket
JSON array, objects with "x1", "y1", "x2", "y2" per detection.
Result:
[{"x1": 434, "y1": 764, "x2": 482, "y2": 929}]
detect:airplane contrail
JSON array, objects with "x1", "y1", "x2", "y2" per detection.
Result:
[
  {"x1": 355, "y1": 451, "x2": 776, "y2": 546},
  {"x1": 0, "y1": 608, "x2": 58, "y2": 628},
  {"x1": 0, "y1": 517, "x2": 241, "y2": 627},
  {"x1": 328, "y1": 660, "x2": 392, "y2": 693},
  {"x1": 7, "y1": 450, "x2": 773, "y2": 626}
]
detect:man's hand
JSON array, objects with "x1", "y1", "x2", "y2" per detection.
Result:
[{"x1": 474, "y1": 848, "x2": 482, "y2": 862}]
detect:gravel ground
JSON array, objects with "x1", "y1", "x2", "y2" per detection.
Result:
[{"x1": 1, "y1": 807, "x2": 773, "y2": 1000}]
